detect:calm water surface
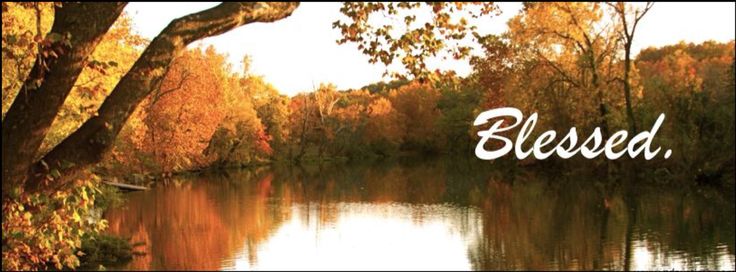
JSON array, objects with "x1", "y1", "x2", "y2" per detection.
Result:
[{"x1": 105, "y1": 160, "x2": 735, "y2": 270}]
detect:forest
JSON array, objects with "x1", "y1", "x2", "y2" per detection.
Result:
[{"x1": 2, "y1": 2, "x2": 734, "y2": 271}]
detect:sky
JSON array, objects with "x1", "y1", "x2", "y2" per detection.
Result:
[{"x1": 124, "y1": 2, "x2": 736, "y2": 97}]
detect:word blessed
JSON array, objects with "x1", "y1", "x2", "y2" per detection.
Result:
[{"x1": 473, "y1": 107, "x2": 672, "y2": 160}]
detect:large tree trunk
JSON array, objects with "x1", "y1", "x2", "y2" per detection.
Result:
[
  {"x1": 21, "y1": 2, "x2": 299, "y2": 194},
  {"x1": 2, "y1": 3, "x2": 127, "y2": 198}
]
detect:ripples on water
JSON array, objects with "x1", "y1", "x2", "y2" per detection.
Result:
[{"x1": 105, "y1": 160, "x2": 735, "y2": 270}]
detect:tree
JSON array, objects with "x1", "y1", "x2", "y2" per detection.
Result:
[
  {"x1": 2, "y1": 2, "x2": 300, "y2": 198},
  {"x1": 2, "y1": 2, "x2": 127, "y2": 196},
  {"x1": 437, "y1": 78, "x2": 482, "y2": 154},
  {"x1": 364, "y1": 96, "x2": 404, "y2": 155},
  {"x1": 636, "y1": 41, "x2": 735, "y2": 182},
  {"x1": 205, "y1": 108, "x2": 271, "y2": 168},
  {"x1": 0, "y1": 2, "x2": 563, "y2": 270},
  {"x1": 204, "y1": 60, "x2": 273, "y2": 168},
  {"x1": 334, "y1": 2, "x2": 499, "y2": 79},
  {"x1": 288, "y1": 92, "x2": 318, "y2": 161},
  {"x1": 3, "y1": 2, "x2": 499, "y2": 197},
  {"x1": 313, "y1": 84, "x2": 342, "y2": 157},
  {"x1": 389, "y1": 82, "x2": 443, "y2": 153},
  {"x1": 469, "y1": 34, "x2": 513, "y2": 111},
  {"x1": 2, "y1": 2, "x2": 54, "y2": 118},
  {"x1": 142, "y1": 47, "x2": 229, "y2": 172},
  {"x1": 507, "y1": 2, "x2": 620, "y2": 135},
  {"x1": 329, "y1": 89, "x2": 373, "y2": 158},
  {"x1": 607, "y1": 2, "x2": 653, "y2": 133},
  {"x1": 242, "y1": 74, "x2": 290, "y2": 156}
]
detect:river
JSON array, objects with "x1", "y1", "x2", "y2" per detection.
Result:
[{"x1": 105, "y1": 159, "x2": 735, "y2": 270}]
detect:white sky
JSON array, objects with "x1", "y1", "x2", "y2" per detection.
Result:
[{"x1": 124, "y1": 2, "x2": 735, "y2": 96}]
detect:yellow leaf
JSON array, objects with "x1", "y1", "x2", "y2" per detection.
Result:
[{"x1": 81, "y1": 188, "x2": 89, "y2": 201}]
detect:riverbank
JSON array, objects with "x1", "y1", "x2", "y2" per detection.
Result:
[{"x1": 98, "y1": 150, "x2": 735, "y2": 193}]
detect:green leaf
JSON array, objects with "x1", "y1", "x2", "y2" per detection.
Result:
[
  {"x1": 60, "y1": 160, "x2": 76, "y2": 170},
  {"x1": 50, "y1": 169, "x2": 61, "y2": 179},
  {"x1": 47, "y1": 32, "x2": 63, "y2": 43}
]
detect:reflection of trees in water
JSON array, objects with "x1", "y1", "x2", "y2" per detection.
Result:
[
  {"x1": 466, "y1": 168, "x2": 735, "y2": 270},
  {"x1": 105, "y1": 173, "x2": 286, "y2": 270},
  {"x1": 466, "y1": 171, "x2": 624, "y2": 270},
  {"x1": 106, "y1": 182, "x2": 229, "y2": 270},
  {"x1": 623, "y1": 183, "x2": 735, "y2": 271},
  {"x1": 105, "y1": 160, "x2": 735, "y2": 270}
]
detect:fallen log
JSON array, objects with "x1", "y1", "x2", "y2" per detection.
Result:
[{"x1": 102, "y1": 181, "x2": 149, "y2": 191}]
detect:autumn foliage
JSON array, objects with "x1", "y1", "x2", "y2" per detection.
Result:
[
  {"x1": 1, "y1": 2, "x2": 734, "y2": 270},
  {"x1": 2, "y1": 2, "x2": 733, "y2": 181}
]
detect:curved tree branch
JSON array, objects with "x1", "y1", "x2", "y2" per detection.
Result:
[
  {"x1": 2, "y1": 2, "x2": 127, "y2": 196},
  {"x1": 26, "y1": 2, "x2": 300, "y2": 193}
]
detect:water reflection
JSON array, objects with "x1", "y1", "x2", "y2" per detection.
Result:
[
  {"x1": 229, "y1": 203, "x2": 481, "y2": 270},
  {"x1": 105, "y1": 161, "x2": 735, "y2": 270}
]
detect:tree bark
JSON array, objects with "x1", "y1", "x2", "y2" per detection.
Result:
[
  {"x1": 623, "y1": 46, "x2": 637, "y2": 132},
  {"x1": 2, "y1": 3, "x2": 127, "y2": 197},
  {"x1": 24, "y1": 2, "x2": 299, "y2": 194},
  {"x1": 608, "y1": 2, "x2": 652, "y2": 133}
]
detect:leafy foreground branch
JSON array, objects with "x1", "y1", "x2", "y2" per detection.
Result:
[{"x1": 2, "y1": 176, "x2": 107, "y2": 270}]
